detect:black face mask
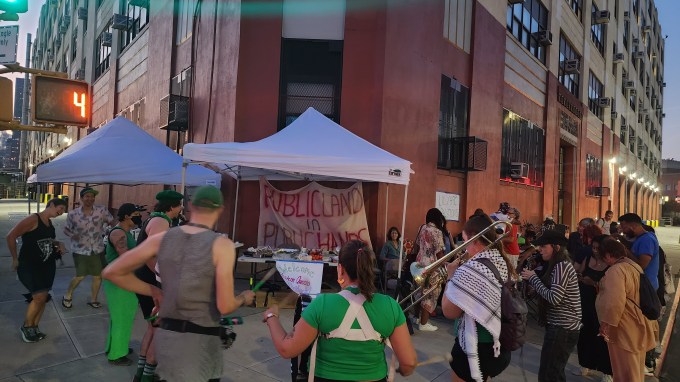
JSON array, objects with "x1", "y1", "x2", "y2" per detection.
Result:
[{"x1": 131, "y1": 216, "x2": 143, "y2": 226}]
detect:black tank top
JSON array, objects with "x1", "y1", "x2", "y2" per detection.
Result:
[{"x1": 19, "y1": 214, "x2": 56, "y2": 266}]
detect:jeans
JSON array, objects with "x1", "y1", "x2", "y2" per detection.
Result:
[{"x1": 538, "y1": 324, "x2": 580, "y2": 382}]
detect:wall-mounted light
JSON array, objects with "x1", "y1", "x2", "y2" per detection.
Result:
[
  {"x1": 609, "y1": 157, "x2": 617, "y2": 164},
  {"x1": 63, "y1": 137, "x2": 72, "y2": 145}
]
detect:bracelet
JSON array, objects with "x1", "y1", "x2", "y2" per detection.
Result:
[{"x1": 263, "y1": 312, "x2": 279, "y2": 323}]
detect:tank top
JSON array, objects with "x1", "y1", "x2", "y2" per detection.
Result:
[
  {"x1": 157, "y1": 227, "x2": 221, "y2": 327},
  {"x1": 19, "y1": 213, "x2": 56, "y2": 266},
  {"x1": 105, "y1": 226, "x2": 136, "y2": 263}
]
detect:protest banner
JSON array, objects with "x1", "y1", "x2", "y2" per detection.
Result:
[{"x1": 275, "y1": 260, "x2": 324, "y2": 295}]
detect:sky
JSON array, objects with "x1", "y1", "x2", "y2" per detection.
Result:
[{"x1": 3, "y1": 1, "x2": 680, "y2": 159}]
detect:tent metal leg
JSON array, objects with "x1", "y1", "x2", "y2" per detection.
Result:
[
  {"x1": 384, "y1": 184, "x2": 389, "y2": 240},
  {"x1": 231, "y1": 178, "x2": 240, "y2": 240},
  {"x1": 180, "y1": 162, "x2": 187, "y2": 202},
  {"x1": 397, "y1": 184, "x2": 408, "y2": 279}
]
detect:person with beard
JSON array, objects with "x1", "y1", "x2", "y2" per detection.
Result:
[{"x1": 103, "y1": 203, "x2": 144, "y2": 366}]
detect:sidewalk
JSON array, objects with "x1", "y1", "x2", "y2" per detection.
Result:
[{"x1": 0, "y1": 202, "x2": 676, "y2": 381}]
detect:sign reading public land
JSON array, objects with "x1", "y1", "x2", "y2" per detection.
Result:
[{"x1": 0, "y1": 25, "x2": 19, "y2": 65}]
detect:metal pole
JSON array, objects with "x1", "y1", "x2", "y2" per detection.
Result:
[
  {"x1": 231, "y1": 178, "x2": 240, "y2": 240},
  {"x1": 384, "y1": 184, "x2": 389, "y2": 239},
  {"x1": 19, "y1": 34, "x2": 31, "y2": 205},
  {"x1": 37, "y1": 183, "x2": 41, "y2": 212},
  {"x1": 397, "y1": 184, "x2": 409, "y2": 280}
]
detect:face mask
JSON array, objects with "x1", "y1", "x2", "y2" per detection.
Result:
[{"x1": 131, "y1": 216, "x2": 143, "y2": 226}]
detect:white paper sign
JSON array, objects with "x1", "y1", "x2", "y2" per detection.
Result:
[
  {"x1": 276, "y1": 260, "x2": 324, "y2": 295},
  {"x1": 0, "y1": 25, "x2": 19, "y2": 65},
  {"x1": 436, "y1": 191, "x2": 460, "y2": 221}
]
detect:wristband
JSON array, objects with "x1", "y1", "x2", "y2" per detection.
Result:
[{"x1": 263, "y1": 312, "x2": 279, "y2": 323}]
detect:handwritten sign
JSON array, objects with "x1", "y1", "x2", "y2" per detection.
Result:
[
  {"x1": 0, "y1": 25, "x2": 19, "y2": 65},
  {"x1": 436, "y1": 191, "x2": 460, "y2": 221},
  {"x1": 258, "y1": 179, "x2": 372, "y2": 249},
  {"x1": 276, "y1": 260, "x2": 324, "y2": 295}
]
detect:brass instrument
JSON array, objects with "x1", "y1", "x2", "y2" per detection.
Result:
[{"x1": 399, "y1": 220, "x2": 512, "y2": 312}]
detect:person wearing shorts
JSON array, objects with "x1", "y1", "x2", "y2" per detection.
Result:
[{"x1": 63, "y1": 187, "x2": 116, "y2": 309}]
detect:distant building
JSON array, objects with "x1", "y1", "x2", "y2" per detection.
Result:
[
  {"x1": 13, "y1": 78, "x2": 24, "y2": 120},
  {"x1": 661, "y1": 159, "x2": 680, "y2": 200}
]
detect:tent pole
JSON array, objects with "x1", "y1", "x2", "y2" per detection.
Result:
[
  {"x1": 397, "y1": 184, "x2": 408, "y2": 280},
  {"x1": 37, "y1": 183, "x2": 41, "y2": 211},
  {"x1": 384, "y1": 184, "x2": 389, "y2": 239},
  {"x1": 231, "y1": 177, "x2": 240, "y2": 240},
  {"x1": 180, "y1": 162, "x2": 187, "y2": 201}
]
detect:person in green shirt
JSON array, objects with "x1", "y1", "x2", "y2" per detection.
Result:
[
  {"x1": 262, "y1": 240, "x2": 417, "y2": 381},
  {"x1": 103, "y1": 203, "x2": 143, "y2": 366}
]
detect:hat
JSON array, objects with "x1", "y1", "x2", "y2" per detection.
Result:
[
  {"x1": 155, "y1": 190, "x2": 184, "y2": 202},
  {"x1": 117, "y1": 203, "x2": 143, "y2": 219},
  {"x1": 191, "y1": 186, "x2": 223, "y2": 209},
  {"x1": 80, "y1": 187, "x2": 99, "y2": 197},
  {"x1": 533, "y1": 230, "x2": 568, "y2": 247}
]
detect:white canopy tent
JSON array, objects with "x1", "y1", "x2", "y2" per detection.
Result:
[
  {"x1": 183, "y1": 107, "x2": 413, "y2": 277},
  {"x1": 35, "y1": 117, "x2": 220, "y2": 186}
]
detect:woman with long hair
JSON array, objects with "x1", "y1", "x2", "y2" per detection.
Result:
[
  {"x1": 521, "y1": 230, "x2": 582, "y2": 382},
  {"x1": 442, "y1": 215, "x2": 515, "y2": 382},
  {"x1": 412, "y1": 208, "x2": 446, "y2": 331},
  {"x1": 379, "y1": 227, "x2": 402, "y2": 261},
  {"x1": 595, "y1": 238, "x2": 658, "y2": 382},
  {"x1": 262, "y1": 240, "x2": 417, "y2": 381}
]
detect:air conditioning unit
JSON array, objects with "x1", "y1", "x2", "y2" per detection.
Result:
[
  {"x1": 656, "y1": 104, "x2": 663, "y2": 109},
  {"x1": 75, "y1": 69, "x2": 85, "y2": 80},
  {"x1": 633, "y1": 38, "x2": 639, "y2": 45},
  {"x1": 77, "y1": 7, "x2": 87, "y2": 20},
  {"x1": 639, "y1": 108, "x2": 648, "y2": 114},
  {"x1": 591, "y1": 187, "x2": 611, "y2": 196},
  {"x1": 642, "y1": 25, "x2": 652, "y2": 33},
  {"x1": 629, "y1": 88, "x2": 637, "y2": 96},
  {"x1": 55, "y1": 36, "x2": 62, "y2": 48},
  {"x1": 593, "y1": 10, "x2": 610, "y2": 24},
  {"x1": 533, "y1": 30, "x2": 552, "y2": 45},
  {"x1": 102, "y1": 32, "x2": 112, "y2": 47},
  {"x1": 645, "y1": 85, "x2": 651, "y2": 95},
  {"x1": 59, "y1": 23, "x2": 67, "y2": 34},
  {"x1": 129, "y1": 0, "x2": 150, "y2": 7},
  {"x1": 624, "y1": 80, "x2": 635, "y2": 89},
  {"x1": 623, "y1": 11, "x2": 630, "y2": 20},
  {"x1": 613, "y1": 52, "x2": 624, "y2": 63},
  {"x1": 160, "y1": 94, "x2": 190, "y2": 131},
  {"x1": 62, "y1": 14, "x2": 71, "y2": 27},
  {"x1": 662, "y1": 82, "x2": 666, "y2": 88},
  {"x1": 112, "y1": 14, "x2": 132, "y2": 30},
  {"x1": 598, "y1": 97, "x2": 612, "y2": 108},
  {"x1": 611, "y1": 111, "x2": 618, "y2": 119},
  {"x1": 510, "y1": 162, "x2": 530, "y2": 179},
  {"x1": 564, "y1": 59, "x2": 580, "y2": 74},
  {"x1": 507, "y1": 0, "x2": 525, "y2": 4},
  {"x1": 634, "y1": 51, "x2": 645, "y2": 60}
]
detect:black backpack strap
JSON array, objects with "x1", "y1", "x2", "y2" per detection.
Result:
[{"x1": 474, "y1": 258, "x2": 504, "y2": 284}]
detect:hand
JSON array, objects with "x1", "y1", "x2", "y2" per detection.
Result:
[
  {"x1": 446, "y1": 259, "x2": 461, "y2": 279},
  {"x1": 599, "y1": 322, "x2": 611, "y2": 343},
  {"x1": 56, "y1": 241, "x2": 66, "y2": 254},
  {"x1": 581, "y1": 276, "x2": 595, "y2": 287},
  {"x1": 12, "y1": 258, "x2": 18, "y2": 272},
  {"x1": 71, "y1": 234, "x2": 80, "y2": 241},
  {"x1": 520, "y1": 269, "x2": 536, "y2": 281},
  {"x1": 262, "y1": 304, "x2": 280, "y2": 322},
  {"x1": 150, "y1": 285, "x2": 163, "y2": 310},
  {"x1": 396, "y1": 366, "x2": 413, "y2": 377},
  {"x1": 239, "y1": 290, "x2": 256, "y2": 306}
]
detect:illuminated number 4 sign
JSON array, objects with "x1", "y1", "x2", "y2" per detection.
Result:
[{"x1": 31, "y1": 75, "x2": 90, "y2": 127}]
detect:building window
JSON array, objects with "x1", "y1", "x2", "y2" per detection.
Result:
[
  {"x1": 620, "y1": 117, "x2": 627, "y2": 144},
  {"x1": 629, "y1": 93, "x2": 636, "y2": 111},
  {"x1": 500, "y1": 109, "x2": 545, "y2": 187},
  {"x1": 278, "y1": 39, "x2": 343, "y2": 130},
  {"x1": 71, "y1": 28, "x2": 77, "y2": 61},
  {"x1": 506, "y1": 0, "x2": 549, "y2": 65},
  {"x1": 591, "y1": 3, "x2": 606, "y2": 55},
  {"x1": 120, "y1": 2, "x2": 149, "y2": 51},
  {"x1": 633, "y1": 0, "x2": 639, "y2": 17},
  {"x1": 621, "y1": 69, "x2": 627, "y2": 95},
  {"x1": 176, "y1": 0, "x2": 193, "y2": 44},
  {"x1": 588, "y1": 71, "x2": 604, "y2": 120},
  {"x1": 585, "y1": 154, "x2": 602, "y2": 196},
  {"x1": 94, "y1": 23, "x2": 112, "y2": 80},
  {"x1": 566, "y1": 0, "x2": 582, "y2": 21},
  {"x1": 96, "y1": 0, "x2": 103, "y2": 9},
  {"x1": 443, "y1": 0, "x2": 472, "y2": 53},
  {"x1": 623, "y1": 19, "x2": 629, "y2": 50},
  {"x1": 438, "y1": 75, "x2": 470, "y2": 169},
  {"x1": 558, "y1": 34, "x2": 580, "y2": 97}
]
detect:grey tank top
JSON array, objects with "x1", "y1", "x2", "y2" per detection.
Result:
[{"x1": 157, "y1": 227, "x2": 221, "y2": 327}]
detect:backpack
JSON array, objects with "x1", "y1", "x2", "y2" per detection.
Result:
[
  {"x1": 475, "y1": 258, "x2": 528, "y2": 351},
  {"x1": 624, "y1": 262, "x2": 661, "y2": 320}
]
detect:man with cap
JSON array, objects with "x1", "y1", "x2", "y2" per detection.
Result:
[
  {"x1": 63, "y1": 187, "x2": 116, "y2": 309},
  {"x1": 132, "y1": 189, "x2": 183, "y2": 382},
  {"x1": 103, "y1": 185, "x2": 255, "y2": 381}
]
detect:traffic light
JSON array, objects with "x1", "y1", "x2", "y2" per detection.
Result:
[
  {"x1": 0, "y1": 0, "x2": 28, "y2": 14},
  {"x1": 31, "y1": 75, "x2": 90, "y2": 126}
]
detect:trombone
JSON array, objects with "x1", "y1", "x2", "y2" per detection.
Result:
[{"x1": 399, "y1": 220, "x2": 512, "y2": 313}]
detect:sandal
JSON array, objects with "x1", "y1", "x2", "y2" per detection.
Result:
[
  {"x1": 62, "y1": 296, "x2": 72, "y2": 309},
  {"x1": 87, "y1": 301, "x2": 102, "y2": 309}
]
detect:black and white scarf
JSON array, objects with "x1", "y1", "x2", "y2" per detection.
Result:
[{"x1": 445, "y1": 248, "x2": 507, "y2": 382}]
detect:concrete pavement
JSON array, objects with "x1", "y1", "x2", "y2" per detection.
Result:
[{"x1": 0, "y1": 199, "x2": 676, "y2": 381}]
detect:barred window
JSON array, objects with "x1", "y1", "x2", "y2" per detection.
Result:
[
  {"x1": 120, "y1": 2, "x2": 149, "y2": 51},
  {"x1": 501, "y1": 109, "x2": 545, "y2": 187},
  {"x1": 620, "y1": 116, "x2": 627, "y2": 145},
  {"x1": 591, "y1": 3, "x2": 606, "y2": 55},
  {"x1": 585, "y1": 154, "x2": 602, "y2": 196},
  {"x1": 566, "y1": 0, "x2": 582, "y2": 21},
  {"x1": 506, "y1": 0, "x2": 549, "y2": 65},
  {"x1": 558, "y1": 34, "x2": 580, "y2": 97},
  {"x1": 95, "y1": 23, "x2": 112, "y2": 80},
  {"x1": 438, "y1": 75, "x2": 470, "y2": 169},
  {"x1": 588, "y1": 71, "x2": 604, "y2": 120}
]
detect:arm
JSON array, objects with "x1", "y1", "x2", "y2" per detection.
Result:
[
  {"x1": 6, "y1": 215, "x2": 39, "y2": 270},
  {"x1": 596, "y1": 266, "x2": 627, "y2": 327},
  {"x1": 213, "y1": 236, "x2": 254, "y2": 315},
  {"x1": 102, "y1": 231, "x2": 166, "y2": 297},
  {"x1": 264, "y1": 307, "x2": 319, "y2": 359},
  {"x1": 632, "y1": 253, "x2": 652, "y2": 270},
  {"x1": 109, "y1": 229, "x2": 130, "y2": 257},
  {"x1": 528, "y1": 262, "x2": 569, "y2": 306},
  {"x1": 143, "y1": 218, "x2": 171, "y2": 270},
  {"x1": 63, "y1": 212, "x2": 75, "y2": 238},
  {"x1": 389, "y1": 323, "x2": 417, "y2": 376},
  {"x1": 442, "y1": 260, "x2": 464, "y2": 319}
]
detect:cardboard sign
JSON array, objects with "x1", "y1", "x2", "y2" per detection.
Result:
[
  {"x1": 276, "y1": 260, "x2": 324, "y2": 295},
  {"x1": 258, "y1": 179, "x2": 371, "y2": 249},
  {"x1": 436, "y1": 191, "x2": 460, "y2": 221}
]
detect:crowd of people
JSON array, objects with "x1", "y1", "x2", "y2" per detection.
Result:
[{"x1": 6, "y1": 191, "x2": 672, "y2": 382}]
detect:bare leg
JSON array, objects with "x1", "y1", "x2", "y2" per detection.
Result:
[
  {"x1": 91, "y1": 276, "x2": 102, "y2": 302},
  {"x1": 141, "y1": 324, "x2": 156, "y2": 363},
  {"x1": 420, "y1": 309, "x2": 430, "y2": 325},
  {"x1": 25, "y1": 292, "x2": 48, "y2": 327},
  {"x1": 65, "y1": 276, "x2": 85, "y2": 300}
]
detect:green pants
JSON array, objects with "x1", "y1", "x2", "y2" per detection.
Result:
[{"x1": 103, "y1": 280, "x2": 138, "y2": 360}]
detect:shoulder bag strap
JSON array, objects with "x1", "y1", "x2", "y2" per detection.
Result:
[{"x1": 474, "y1": 258, "x2": 504, "y2": 284}]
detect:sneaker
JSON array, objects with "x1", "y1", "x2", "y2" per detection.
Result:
[
  {"x1": 644, "y1": 366, "x2": 655, "y2": 376},
  {"x1": 35, "y1": 327, "x2": 46, "y2": 341},
  {"x1": 20, "y1": 326, "x2": 38, "y2": 343},
  {"x1": 109, "y1": 356, "x2": 133, "y2": 366},
  {"x1": 600, "y1": 374, "x2": 613, "y2": 382},
  {"x1": 418, "y1": 322, "x2": 438, "y2": 331},
  {"x1": 410, "y1": 316, "x2": 420, "y2": 326},
  {"x1": 570, "y1": 367, "x2": 590, "y2": 376}
]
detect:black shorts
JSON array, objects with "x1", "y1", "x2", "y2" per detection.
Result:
[
  {"x1": 17, "y1": 260, "x2": 56, "y2": 294},
  {"x1": 450, "y1": 339, "x2": 511, "y2": 382},
  {"x1": 135, "y1": 265, "x2": 159, "y2": 319}
]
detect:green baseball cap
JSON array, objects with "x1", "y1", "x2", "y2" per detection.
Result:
[
  {"x1": 191, "y1": 186, "x2": 223, "y2": 209},
  {"x1": 155, "y1": 190, "x2": 184, "y2": 202}
]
